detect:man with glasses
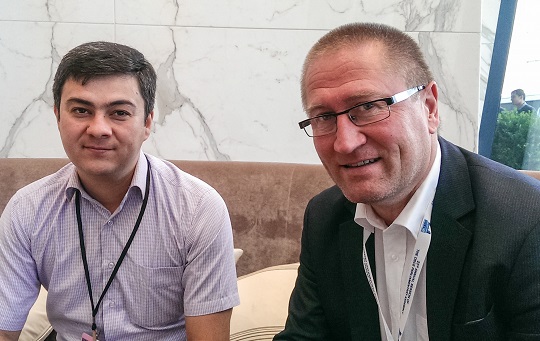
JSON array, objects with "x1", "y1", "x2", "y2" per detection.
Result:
[{"x1": 274, "y1": 23, "x2": 540, "y2": 340}]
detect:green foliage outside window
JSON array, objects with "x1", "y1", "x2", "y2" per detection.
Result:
[{"x1": 491, "y1": 108, "x2": 540, "y2": 170}]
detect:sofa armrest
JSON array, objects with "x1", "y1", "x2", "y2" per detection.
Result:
[
  {"x1": 19, "y1": 287, "x2": 53, "y2": 341},
  {"x1": 230, "y1": 263, "x2": 299, "y2": 340}
]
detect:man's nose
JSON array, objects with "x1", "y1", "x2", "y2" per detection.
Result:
[
  {"x1": 333, "y1": 114, "x2": 367, "y2": 153},
  {"x1": 86, "y1": 114, "x2": 112, "y2": 137}
]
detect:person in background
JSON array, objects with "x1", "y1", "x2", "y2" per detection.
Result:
[
  {"x1": 0, "y1": 41, "x2": 239, "y2": 341},
  {"x1": 274, "y1": 22, "x2": 540, "y2": 340},
  {"x1": 511, "y1": 88, "x2": 535, "y2": 113}
]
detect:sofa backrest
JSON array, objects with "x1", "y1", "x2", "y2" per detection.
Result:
[
  {"x1": 1, "y1": 158, "x2": 540, "y2": 276},
  {"x1": 0, "y1": 158, "x2": 334, "y2": 276}
]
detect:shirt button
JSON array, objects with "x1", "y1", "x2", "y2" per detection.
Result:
[
  {"x1": 391, "y1": 254, "x2": 399, "y2": 262},
  {"x1": 109, "y1": 301, "x2": 115, "y2": 307},
  {"x1": 108, "y1": 262, "x2": 114, "y2": 269},
  {"x1": 107, "y1": 220, "x2": 113, "y2": 226}
]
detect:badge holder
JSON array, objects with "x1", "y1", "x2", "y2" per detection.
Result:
[{"x1": 82, "y1": 332, "x2": 99, "y2": 341}]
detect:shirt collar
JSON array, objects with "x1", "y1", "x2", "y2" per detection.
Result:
[
  {"x1": 354, "y1": 141, "x2": 441, "y2": 239},
  {"x1": 65, "y1": 151, "x2": 149, "y2": 202}
]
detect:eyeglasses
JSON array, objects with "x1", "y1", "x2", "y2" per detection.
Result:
[{"x1": 299, "y1": 85, "x2": 426, "y2": 137}]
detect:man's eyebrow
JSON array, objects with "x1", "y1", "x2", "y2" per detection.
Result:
[
  {"x1": 306, "y1": 104, "x2": 328, "y2": 115},
  {"x1": 306, "y1": 92, "x2": 383, "y2": 115},
  {"x1": 65, "y1": 97, "x2": 93, "y2": 107},
  {"x1": 107, "y1": 99, "x2": 137, "y2": 108},
  {"x1": 64, "y1": 98, "x2": 136, "y2": 108},
  {"x1": 346, "y1": 91, "x2": 382, "y2": 103}
]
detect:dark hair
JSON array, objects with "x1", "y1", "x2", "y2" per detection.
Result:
[
  {"x1": 53, "y1": 41, "x2": 157, "y2": 119},
  {"x1": 512, "y1": 89, "x2": 526, "y2": 100},
  {"x1": 301, "y1": 22, "x2": 433, "y2": 107}
]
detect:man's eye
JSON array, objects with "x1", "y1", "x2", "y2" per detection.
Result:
[
  {"x1": 113, "y1": 111, "x2": 130, "y2": 118},
  {"x1": 360, "y1": 102, "x2": 375, "y2": 110},
  {"x1": 73, "y1": 108, "x2": 89, "y2": 115},
  {"x1": 314, "y1": 114, "x2": 334, "y2": 122}
]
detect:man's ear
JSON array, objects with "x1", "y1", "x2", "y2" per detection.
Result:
[
  {"x1": 423, "y1": 81, "x2": 439, "y2": 134},
  {"x1": 144, "y1": 110, "x2": 154, "y2": 139},
  {"x1": 53, "y1": 106, "x2": 60, "y2": 122}
]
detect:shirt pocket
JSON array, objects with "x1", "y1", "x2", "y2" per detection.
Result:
[{"x1": 123, "y1": 261, "x2": 185, "y2": 328}]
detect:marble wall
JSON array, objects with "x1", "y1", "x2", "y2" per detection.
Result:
[
  {"x1": 0, "y1": 0, "x2": 490, "y2": 163},
  {"x1": 480, "y1": 0, "x2": 501, "y2": 123}
]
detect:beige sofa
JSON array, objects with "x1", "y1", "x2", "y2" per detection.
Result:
[{"x1": 1, "y1": 158, "x2": 539, "y2": 340}]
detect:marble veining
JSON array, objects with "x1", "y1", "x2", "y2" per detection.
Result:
[
  {"x1": 0, "y1": 0, "x2": 494, "y2": 162},
  {"x1": 151, "y1": 32, "x2": 230, "y2": 161}
]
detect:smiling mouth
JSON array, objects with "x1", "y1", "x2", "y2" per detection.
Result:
[
  {"x1": 345, "y1": 158, "x2": 380, "y2": 168},
  {"x1": 85, "y1": 146, "x2": 113, "y2": 151}
]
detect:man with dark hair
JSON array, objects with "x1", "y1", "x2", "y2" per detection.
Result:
[
  {"x1": 511, "y1": 88, "x2": 535, "y2": 113},
  {"x1": 275, "y1": 22, "x2": 540, "y2": 340},
  {"x1": 0, "y1": 41, "x2": 239, "y2": 341}
]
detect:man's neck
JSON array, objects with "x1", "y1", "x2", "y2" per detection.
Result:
[
  {"x1": 371, "y1": 198, "x2": 411, "y2": 227},
  {"x1": 78, "y1": 171, "x2": 135, "y2": 213}
]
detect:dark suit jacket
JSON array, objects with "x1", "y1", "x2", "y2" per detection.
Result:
[
  {"x1": 518, "y1": 103, "x2": 535, "y2": 114},
  {"x1": 274, "y1": 137, "x2": 540, "y2": 340}
]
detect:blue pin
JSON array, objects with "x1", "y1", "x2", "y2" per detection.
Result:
[{"x1": 421, "y1": 219, "x2": 431, "y2": 234}]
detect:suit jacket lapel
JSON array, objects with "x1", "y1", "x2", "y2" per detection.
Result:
[
  {"x1": 339, "y1": 207, "x2": 381, "y2": 340},
  {"x1": 335, "y1": 138, "x2": 476, "y2": 340},
  {"x1": 426, "y1": 138, "x2": 475, "y2": 340}
]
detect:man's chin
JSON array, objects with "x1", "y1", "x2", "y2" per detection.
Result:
[
  {"x1": 74, "y1": 161, "x2": 116, "y2": 178},
  {"x1": 338, "y1": 182, "x2": 385, "y2": 204}
]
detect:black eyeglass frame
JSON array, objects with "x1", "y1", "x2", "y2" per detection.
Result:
[{"x1": 298, "y1": 85, "x2": 426, "y2": 137}]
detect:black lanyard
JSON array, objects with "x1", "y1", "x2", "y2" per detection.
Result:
[{"x1": 75, "y1": 159, "x2": 151, "y2": 336}]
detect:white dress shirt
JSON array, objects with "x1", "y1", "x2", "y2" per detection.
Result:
[{"x1": 354, "y1": 142, "x2": 441, "y2": 340}]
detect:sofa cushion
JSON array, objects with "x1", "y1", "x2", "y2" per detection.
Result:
[
  {"x1": 234, "y1": 248, "x2": 244, "y2": 264},
  {"x1": 19, "y1": 286, "x2": 53, "y2": 341}
]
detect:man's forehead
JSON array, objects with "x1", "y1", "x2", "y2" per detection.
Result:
[
  {"x1": 67, "y1": 73, "x2": 137, "y2": 85},
  {"x1": 60, "y1": 74, "x2": 144, "y2": 106},
  {"x1": 311, "y1": 40, "x2": 386, "y2": 63}
]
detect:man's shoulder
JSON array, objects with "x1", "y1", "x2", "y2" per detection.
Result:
[
  {"x1": 517, "y1": 103, "x2": 535, "y2": 113},
  {"x1": 145, "y1": 154, "x2": 219, "y2": 197},
  {"x1": 11, "y1": 164, "x2": 75, "y2": 204},
  {"x1": 312, "y1": 184, "x2": 345, "y2": 202},
  {"x1": 308, "y1": 185, "x2": 353, "y2": 219},
  {"x1": 443, "y1": 141, "x2": 540, "y2": 221},
  {"x1": 458, "y1": 145, "x2": 539, "y2": 189}
]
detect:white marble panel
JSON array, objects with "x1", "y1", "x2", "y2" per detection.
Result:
[
  {"x1": 115, "y1": 0, "x2": 178, "y2": 26},
  {"x1": 118, "y1": 24, "x2": 481, "y2": 162},
  {"x1": 0, "y1": 23, "x2": 115, "y2": 157},
  {"x1": 414, "y1": 31, "x2": 481, "y2": 151},
  {"x1": 480, "y1": 0, "x2": 501, "y2": 119},
  {"x1": 482, "y1": 0, "x2": 501, "y2": 44},
  {"x1": 0, "y1": 0, "x2": 114, "y2": 23},
  {"x1": 0, "y1": 0, "x2": 482, "y2": 161},
  {"x1": 116, "y1": 0, "x2": 480, "y2": 32},
  {"x1": 117, "y1": 25, "x2": 322, "y2": 162}
]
